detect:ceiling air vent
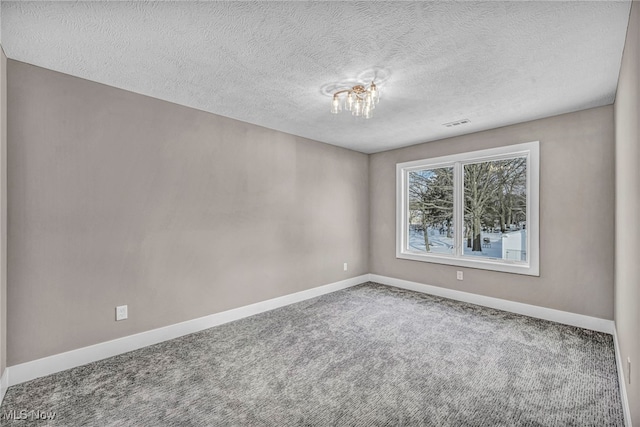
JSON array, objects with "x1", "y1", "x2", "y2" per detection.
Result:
[{"x1": 443, "y1": 119, "x2": 471, "y2": 128}]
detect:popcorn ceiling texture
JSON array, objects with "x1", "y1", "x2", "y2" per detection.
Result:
[{"x1": 0, "y1": 1, "x2": 631, "y2": 153}]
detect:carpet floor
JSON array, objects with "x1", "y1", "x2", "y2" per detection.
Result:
[{"x1": 0, "y1": 283, "x2": 624, "y2": 426}]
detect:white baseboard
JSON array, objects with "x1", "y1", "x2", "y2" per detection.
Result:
[
  {"x1": 369, "y1": 274, "x2": 615, "y2": 334},
  {"x1": 613, "y1": 328, "x2": 633, "y2": 427},
  {"x1": 0, "y1": 368, "x2": 8, "y2": 403},
  {"x1": 6, "y1": 274, "x2": 368, "y2": 387},
  {"x1": 3, "y1": 272, "x2": 621, "y2": 415}
]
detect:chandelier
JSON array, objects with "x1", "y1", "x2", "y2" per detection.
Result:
[{"x1": 330, "y1": 81, "x2": 380, "y2": 119}]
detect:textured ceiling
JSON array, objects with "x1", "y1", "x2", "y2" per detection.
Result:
[{"x1": 0, "y1": 1, "x2": 632, "y2": 153}]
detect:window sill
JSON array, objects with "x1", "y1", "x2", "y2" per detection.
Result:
[{"x1": 396, "y1": 251, "x2": 539, "y2": 276}]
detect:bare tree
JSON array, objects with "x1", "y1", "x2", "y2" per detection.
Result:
[
  {"x1": 464, "y1": 162, "x2": 499, "y2": 251},
  {"x1": 408, "y1": 168, "x2": 453, "y2": 251},
  {"x1": 464, "y1": 158, "x2": 527, "y2": 252},
  {"x1": 408, "y1": 158, "x2": 526, "y2": 254}
]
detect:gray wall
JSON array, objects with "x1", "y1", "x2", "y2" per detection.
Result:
[
  {"x1": 7, "y1": 61, "x2": 369, "y2": 365},
  {"x1": 1, "y1": 47, "x2": 6, "y2": 375},
  {"x1": 614, "y1": 0, "x2": 640, "y2": 423},
  {"x1": 370, "y1": 106, "x2": 615, "y2": 320}
]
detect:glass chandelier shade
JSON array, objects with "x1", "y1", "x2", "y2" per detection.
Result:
[{"x1": 331, "y1": 82, "x2": 380, "y2": 119}]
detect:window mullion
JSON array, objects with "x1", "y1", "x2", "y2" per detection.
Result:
[{"x1": 454, "y1": 162, "x2": 464, "y2": 257}]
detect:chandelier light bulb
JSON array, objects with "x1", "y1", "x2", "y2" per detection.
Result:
[
  {"x1": 370, "y1": 82, "x2": 379, "y2": 103},
  {"x1": 363, "y1": 105, "x2": 372, "y2": 119},
  {"x1": 353, "y1": 98, "x2": 363, "y2": 116},
  {"x1": 346, "y1": 92, "x2": 354, "y2": 111},
  {"x1": 331, "y1": 96, "x2": 341, "y2": 114}
]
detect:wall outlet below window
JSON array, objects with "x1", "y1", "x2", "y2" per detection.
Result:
[
  {"x1": 343, "y1": 262, "x2": 348, "y2": 271},
  {"x1": 456, "y1": 271, "x2": 463, "y2": 281},
  {"x1": 116, "y1": 305, "x2": 128, "y2": 321}
]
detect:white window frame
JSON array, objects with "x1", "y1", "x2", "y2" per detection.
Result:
[{"x1": 396, "y1": 141, "x2": 539, "y2": 276}]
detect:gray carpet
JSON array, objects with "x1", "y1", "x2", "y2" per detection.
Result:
[{"x1": 0, "y1": 283, "x2": 624, "y2": 426}]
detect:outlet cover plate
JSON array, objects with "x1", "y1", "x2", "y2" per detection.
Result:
[{"x1": 116, "y1": 305, "x2": 128, "y2": 321}]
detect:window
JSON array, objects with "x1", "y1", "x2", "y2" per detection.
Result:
[{"x1": 397, "y1": 141, "x2": 539, "y2": 276}]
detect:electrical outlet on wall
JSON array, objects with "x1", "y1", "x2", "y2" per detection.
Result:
[
  {"x1": 456, "y1": 271, "x2": 463, "y2": 281},
  {"x1": 343, "y1": 262, "x2": 348, "y2": 271},
  {"x1": 116, "y1": 305, "x2": 128, "y2": 321}
]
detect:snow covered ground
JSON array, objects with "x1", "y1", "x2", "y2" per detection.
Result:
[
  {"x1": 463, "y1": 232, "x2": 503, "y2": 259},
  {"x1": 409, "y1": 228, "x2": 526, "y2": 260},
  {"x1": 408, "y1": 228, "x2": 454, "y2": 255}
]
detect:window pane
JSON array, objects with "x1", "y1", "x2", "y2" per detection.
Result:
[
  {"x1": 463, "y1": 157, "x2": 527, "y2": 261},
  {"x1": 407, "y1": 167, "x2": 454, "y2": 255}
]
